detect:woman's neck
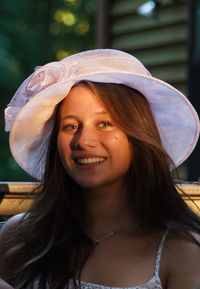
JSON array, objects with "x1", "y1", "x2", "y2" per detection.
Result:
[{"x1": 82, "y1": 184, "x2": 133, "y2": 238}]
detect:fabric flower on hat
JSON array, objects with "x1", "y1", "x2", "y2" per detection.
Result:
[
  {"x1": 5, "y1": 61, "x2": 74, "y2": 132},
  {"x1": 25, "y1": 62, "x2": 69, "y2": 102}
]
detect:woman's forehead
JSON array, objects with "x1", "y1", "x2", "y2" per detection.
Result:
[{"x1": 59, "y1": 85, "x2": 109, "y2": 117}]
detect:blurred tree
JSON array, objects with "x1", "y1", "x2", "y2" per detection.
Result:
[{"x1": 0, "y1": 0, "x2": 96, "y2": 181}]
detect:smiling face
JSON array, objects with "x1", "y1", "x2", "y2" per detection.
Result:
[{"x1": 57, "y1": 85, "x2": 132, "y2": 191}]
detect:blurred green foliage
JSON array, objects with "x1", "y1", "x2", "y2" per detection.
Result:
[{"x1": 0, "y1": 0, "x2": 96, "y2": 181}]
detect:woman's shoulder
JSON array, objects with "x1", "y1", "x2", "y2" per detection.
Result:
[
  {"x1": 0, "y1": 213, "x2": 25, "y2": 279},
  {"x1": 166, "y1": 230, "x2": 200, "y2": 256},
  {"x1": 164, "y1": 231, "x2": 200, "y2": 288},
  {"x1": 0, "y1": 213, "x2": 25, "y2": 239}
]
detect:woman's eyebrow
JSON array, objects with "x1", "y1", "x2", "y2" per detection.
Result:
[
  {"x1": 61, "y1": 111, "x2": 109, "y2": 121},
  {"x1": 61, "y1": 114, "x2": 79, "y2": 121},
  {"x1": 95, "y1": 110, "x2": 108, "y2": 116}
]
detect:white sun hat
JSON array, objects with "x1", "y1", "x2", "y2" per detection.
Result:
[{"x1": 4, "y1": 49, "x2": 200, "y2": 181}]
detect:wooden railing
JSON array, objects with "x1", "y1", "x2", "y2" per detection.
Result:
[
  {"x1": 177, "y1": 183, "x2": 200, "y2": 214},
  {"x1": 0, "y1": 182, "x2": 200, "y2": 217},
  {"x1": 0, "y1": 182, "x2": 40, "y2": 217}
]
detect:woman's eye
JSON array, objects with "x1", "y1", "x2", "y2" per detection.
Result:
[
  {"x1": 63, "y1": 124, "x2": 78, "y2": 131},
  {"x1": 99, "y1": 121, "x2": 112, "y2": 128}
]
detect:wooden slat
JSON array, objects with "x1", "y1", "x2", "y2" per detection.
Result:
[
  {"x1": 132, "y1": 44, "x2": 187, "y2": 67},
  {"x1": 0, "y1": 182, "x2": 40, "y2": 193},
  {"x1": 0, "y1": 182, "x2": 200, "y2": 216},
  {"x1": 0, "y1": 198, "x2": 34, "y2": 216},
  {"x1": 111, "y1": 0, "x2": 150, "y2": 17},
  {"x1": 111, "y1": 4, "x2": 187, "y2": 35},
  {"x1": 149, "y1": 63, "x2": 187, "y2": 83},
  {"x1": 111, "y1": 0, "x2": 186, "y2": 17},
  {"x1": 110, "y1": 23, "x2": 187, "y2": 51}
]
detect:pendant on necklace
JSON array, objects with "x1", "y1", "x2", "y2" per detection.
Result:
[{"x1": 93, "y1": 240, "x2": 100, "y2": 247}]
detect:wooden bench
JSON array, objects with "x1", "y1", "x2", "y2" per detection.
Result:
[{"x1": 0, "y1": 182, "x2": 200, "y2": 218}]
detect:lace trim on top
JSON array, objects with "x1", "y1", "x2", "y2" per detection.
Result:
[{"x1": 68, "y1": 275, "x2": 161, "y2": 289}]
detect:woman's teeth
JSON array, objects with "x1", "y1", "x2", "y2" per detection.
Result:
[{"x1": 76, "y1": 157, "x2": 106, "y2": 164}]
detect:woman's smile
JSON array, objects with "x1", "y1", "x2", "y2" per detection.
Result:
[
  {"x1": 57, "y1": 84, "x2": 132, "y2": 190},
  {"x1": 74, "y1": 155, "x2": 107, "y2": 167}
]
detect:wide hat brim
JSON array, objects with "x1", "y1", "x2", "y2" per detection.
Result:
[{"x1": 5, "y1": 49, "x2": 200, "y2": 181}]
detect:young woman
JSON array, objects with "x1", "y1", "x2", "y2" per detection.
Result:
[{"x1": 0, "y1": 49, "x2": 200, "y2": 289}]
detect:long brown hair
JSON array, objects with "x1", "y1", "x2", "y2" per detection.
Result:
[{"x1": 5, "y1": 81, "x2": 200, "y2": 289}]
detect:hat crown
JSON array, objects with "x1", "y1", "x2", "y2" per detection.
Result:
[{"x1": 61, "y1": 49, "x2": 151, "y2": 78}]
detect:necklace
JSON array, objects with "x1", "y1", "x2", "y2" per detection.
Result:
[{"x1": 91, "y1": 230, "x2": 117, "y2": 247}]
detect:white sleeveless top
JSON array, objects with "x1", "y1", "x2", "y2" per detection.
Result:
[{"x1": 30, "y1": 231, "x2": 168, "y2": 289}]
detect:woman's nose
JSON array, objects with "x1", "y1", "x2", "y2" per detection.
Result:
[{"x1": 70, "y1": 126, "x2": 98, "y2": 149}]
